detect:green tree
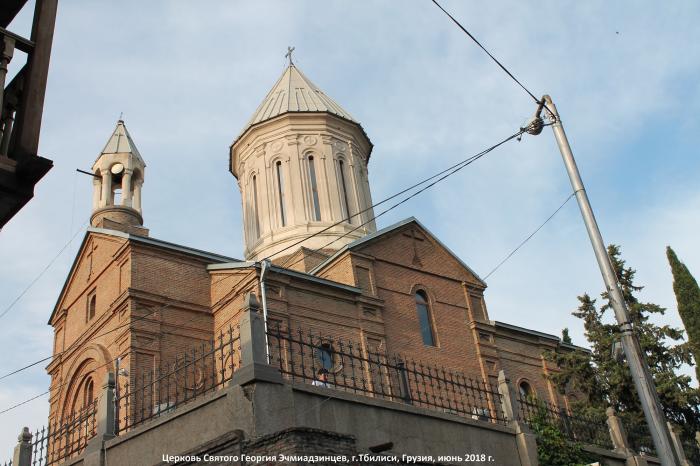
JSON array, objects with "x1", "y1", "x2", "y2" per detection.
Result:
[
  {"x1": 548, "y1": 245, "x2": 700, "y2": 442},
  {"x1": 561, "y1": 328, "x2": 572, "y2": 345},
  {"x1": 666, "y1": 246, "x2": 700, "y2": 382}
]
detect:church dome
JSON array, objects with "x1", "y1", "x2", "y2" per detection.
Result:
[
  {"x1": 245, "y1": 64, "x2": 357, "y2": 129},
  {"x1": 229, "y1": 60, "x2": 376, "y2": 264}
]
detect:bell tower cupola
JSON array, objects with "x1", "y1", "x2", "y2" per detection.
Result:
[
  {"x1": 90, "y1": 119, "x2": 147, "y2": 235},
  {"x1": 230, "y1": 58, "x2": 376, "y2": 262}
]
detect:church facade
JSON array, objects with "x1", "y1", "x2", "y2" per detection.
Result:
[{"x1": 46, "y1": 61, "x2": 582, "y2": 432}]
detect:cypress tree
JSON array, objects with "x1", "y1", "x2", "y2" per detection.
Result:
[{"x1": 666, "y1": 246, "x2": 700, "y2": 382}]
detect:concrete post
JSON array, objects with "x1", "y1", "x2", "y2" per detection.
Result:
[
  {"x1": 84, "y1": 372, "x2": 116, "y2": 466},
  {"x1": 696, "y1": 431, "x2": 700, "y2": 450},
  {"x1": 497, "y1": 370, "x2": 519, "y2": 423},
  {"x1": 230, "y1": 293, "x2": 282, "y2": 386},
  {"x1": 667, "y1": 422, "x2": 691, "y2": 466},
  {"x1": 98, "y1": 372, "x2": 116, "y2": 439},
  {"x1": 606, "y1": 407, "x2": 635, "y2": 455},
  {"x1": 497, "y1": 370, "x2": 539, "y2": 466},
  {"x1": 12, "y1": 427, "x2": 32, "y2": 466}
]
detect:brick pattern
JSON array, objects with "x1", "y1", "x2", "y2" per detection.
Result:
[{"x1": 49, "y1": 220, "x2": 581, "y2": 426}]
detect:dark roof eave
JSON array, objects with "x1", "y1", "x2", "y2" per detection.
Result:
[{"x1": 494, "y1": 321, "x2": 591, "y2": 353}]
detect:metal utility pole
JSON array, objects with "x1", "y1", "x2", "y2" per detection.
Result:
[{"x1": 532, "y1": 95, "x2": 680, "y2": 465}]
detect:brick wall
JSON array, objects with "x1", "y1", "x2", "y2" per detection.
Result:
[{"x1": 49, "y1": 220, "x2": 582, "y2": 428}]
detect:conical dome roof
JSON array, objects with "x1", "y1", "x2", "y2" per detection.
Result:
[
  {"x1": 96, "y1": 120, "x2": 145, "y2": 166},
  {"x1": 235, "y1": 64, "x2": 358, "y2": 143}
]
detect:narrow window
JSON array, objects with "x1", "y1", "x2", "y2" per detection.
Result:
[
  {"x1": 415, "y1": 291, "x2": 435, "y2": 346},
  {"x1": 252, "y1": 175, "x2": 261, "y2": 239},
  {"x1": 86, "y1": 293, "x2": 96, "y2": 322},
  {"x1": 338, "y1": 160, "x2": 352, "y2": 222},
  {"x1": 308, "y1": 156, "x2": 321, "y2": 221},
  {"x1": 83, "y1": 378, "x2": 94, "y2": 407},
  {"x1": 276, "y1": 161, "x2": 287, "y2": 226}
]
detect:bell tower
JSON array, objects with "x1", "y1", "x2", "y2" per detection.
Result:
[
  {"x1": 230, "y1": 59, "x2": 376, "y2": 262},
  {"x1": 90, "y1": 120, "x2": 148, "y2": 235}
]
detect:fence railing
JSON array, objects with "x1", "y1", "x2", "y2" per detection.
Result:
[
  {"x1": 5, "y1": 304, "x2": 699, "y2": 465},
  {"x1": 266, "y1": 322, "x2": 507, "y2": 425},
  {"x1": 27, "y1": 398, "x2": 98, "y2": 466},
  {"x1": 115, "y1": 324, "x2": 241, "y2": 434},
  {"x1": 625, "y1": 420, "x2": 657, "y2": 457},
  {"x1": 518, "y1": 396, "x2": 613, "y2": 450}
]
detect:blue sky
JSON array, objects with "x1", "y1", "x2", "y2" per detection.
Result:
[{"x1": 1, "y1": 0, "x2": 699, "y2": 457}]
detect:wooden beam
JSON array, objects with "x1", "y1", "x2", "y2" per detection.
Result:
[
  {"x1": 0, "y1": 26, "x2": 35, "y2": 53},
  {"x1": 11, "y1": 0, "x2": 57, "y2": 161}
]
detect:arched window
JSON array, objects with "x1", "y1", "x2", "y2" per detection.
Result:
[
  {"x1": 519, "y1": 381, "x2": 533, "y2": 399},
  {"x1": 252, "y1": 175, "x2": 261, "y2": 239},
  {"x1": 337, "y1": 160, "x2": 352, "y2": 223},
  {"x1": 275, "y1": 161, "x2": 287, "y2": 226},
  {"x1": 307, "y1": 156, "x2": 321, "y2": 221},
  {"x1": 86, "y1": 293, "x2": 96, "y2": 323},
  {"x1": 415, "y1": 291, "x2": 435, "y2": 346},
  {"x1": 83, "y1": 377, "x2": 94, "y2": 407}
]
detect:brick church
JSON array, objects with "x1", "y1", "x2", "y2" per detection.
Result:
[{"x1": 46, "y1": 60, "x2": 582, "y2": 432}]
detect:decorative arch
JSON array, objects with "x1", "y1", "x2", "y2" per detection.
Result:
[
  {"x1": 516, "y1": 377, "x2": 536, "y2": 400},
  {"x1": 60, "y1": 343, "x2": 112, "y2": 419}
]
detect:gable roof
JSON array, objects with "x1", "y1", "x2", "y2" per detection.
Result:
[
  {"x1": 309, "y1": 216, "x2": 486, "y2": 286},
  {"x1": 48, "y1": 228, "x2": 241, "y2": 324}
]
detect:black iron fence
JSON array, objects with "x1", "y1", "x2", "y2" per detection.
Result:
[
  {"x1": 266, "y1": 322, "x2": 507, "y2": 425},
  {"x1": 27, "y1": 398, "x2": 98, "y2": 466},
  {"x1": 518, "y1": 396, "x2": 613, "y2": 450},
  {"x1": 6, "y1": 310, "x2": 700, "y2": 464},
  {"x1": 625, "y1": 420, "x2": 657, "y2": 457},
  {"x1": 115, "y1": 324, "x2": 241, "y2": 434}
]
